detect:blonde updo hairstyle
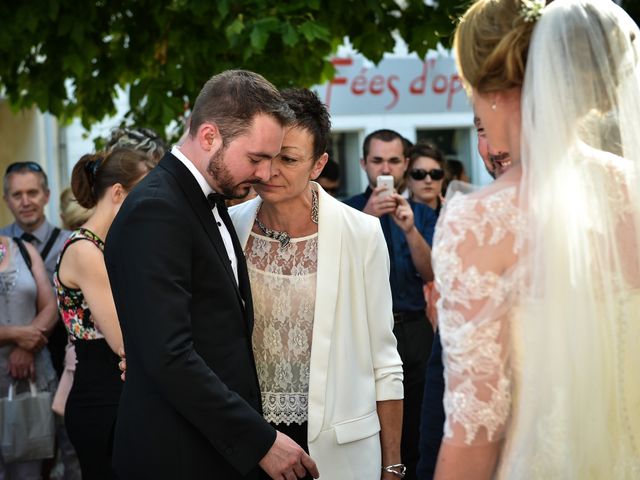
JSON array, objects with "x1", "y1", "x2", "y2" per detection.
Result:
[
  {"x1": 454, "y1": 0, "x2": 537, "y2": 94},
  {"x1": 59, "y1": 187, "x2": 93, "y2": 230},
  {"x1": 456, "y1": 0, "x2": 636, "y2": 116}
]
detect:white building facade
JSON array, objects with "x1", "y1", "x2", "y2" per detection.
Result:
[{"x1": 313, "y1": 52, "x2": 493, "y2": 198}]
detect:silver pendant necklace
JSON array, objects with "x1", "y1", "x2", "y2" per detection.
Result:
[{"x1": 255, "y1": 188, "x2": 319, "y2": 248}]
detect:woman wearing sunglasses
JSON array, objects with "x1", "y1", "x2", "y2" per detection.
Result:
[{"x1": 406, "y1": 143, "x2": 447, "y2": 216}]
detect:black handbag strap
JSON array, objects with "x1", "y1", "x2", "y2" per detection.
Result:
[
  {"x1": 40, "y1": 227, "x2": 61, "y2": 261},
  {"x1": 13, "y1": 237, "x2": 33, "y2": 275}
]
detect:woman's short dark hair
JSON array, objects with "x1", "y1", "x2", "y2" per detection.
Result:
[{"x1": 280, "y1": 88, "x2": 331, "y2": 160}]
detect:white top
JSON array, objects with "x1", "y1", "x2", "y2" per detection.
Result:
[
  {"x1": 171, "y1": 146, "x2": 238, "y2": 284},
  {"x1": 230, "y1": 186, "x2": 403, "y2": 479},
  {"x1": 246, "y1": 231, "x2": 318, "y2": 425}
]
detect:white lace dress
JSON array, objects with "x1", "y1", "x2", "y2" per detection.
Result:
[
  {"x1": 433, "y1": 161, "x2": 640, "y2": 478},
  {"x1": 433, "y1": 184, "x2": 526, "y2": 448},
  {"x1": 245, "y1": 231, "x2": 317, "y2": 426}
]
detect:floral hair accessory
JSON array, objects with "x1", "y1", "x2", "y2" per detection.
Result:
[{"x1": 521, "y1": 0, "x2": 544, "y2": 23}]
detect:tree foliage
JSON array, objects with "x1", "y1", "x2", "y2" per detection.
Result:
[
  {"x1": 4, "y1": 1, "x2": 636, "y2": 137},
  {"x1": 0, "y1": 0, "x2": 463, "y2": 136}
]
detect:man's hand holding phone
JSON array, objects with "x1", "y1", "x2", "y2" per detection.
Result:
[{"x1": 363, "y1": 175, "x2": 398, "y2": 217}]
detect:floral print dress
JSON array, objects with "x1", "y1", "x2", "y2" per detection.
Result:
[{"x1": 54, "y1": 228, "x2": 105, "y2": 340}]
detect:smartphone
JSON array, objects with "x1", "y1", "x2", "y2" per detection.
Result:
[{"x1": 376, "y1": 175, "x2": 394, "y2": 197}]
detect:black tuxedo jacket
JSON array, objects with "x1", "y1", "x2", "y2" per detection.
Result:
[{"x1": 105, "y1": 152, "x2": 275, "y2": 479}]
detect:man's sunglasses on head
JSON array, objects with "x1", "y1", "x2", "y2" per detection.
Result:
[
  {"x1": 5, "y1": 161, "x2": 44, "y2": 175},
  {"x1": 408, "y1": 168, "x2": 445, "y2": 181}
]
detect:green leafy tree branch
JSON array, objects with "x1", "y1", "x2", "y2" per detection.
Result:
[
  {"x1": 2, "y1": 1, "x2": 636, "y2": 137},
  {"x1": 0, "y1": 0, "x2": 462, "y2": 136}
]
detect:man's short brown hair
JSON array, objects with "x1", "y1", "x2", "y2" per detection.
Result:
[{"x1": 189, "y1": 70, "x2": 294, "y2": 146}]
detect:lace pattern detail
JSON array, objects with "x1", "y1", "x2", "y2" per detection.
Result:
[
  {"x1": 246, "y1": 232, "x2": 317, "y2": 425},
  {"x1": 443, "y1": 375, "x2": 511, "y2": 445},
  {"x1": 433, "y1": 186, "x2": 525, "y2": 446},
  {"x1": 601, "y1": 154, "x2": 635, "y2": 221}
]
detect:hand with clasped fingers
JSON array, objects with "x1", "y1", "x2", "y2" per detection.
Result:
[
  {"x1": 259, "y1": 431, "x2": 320, "y2": 480},
  {"x1": 2, "y1": 325, "x2": 48, "y2": 380},
  {"x1": 118, "y1": 347, "x2": 126, "y2": 381},
  {"x1": 8, "y1": 325, "x2": 48, "y2": 352},
  {"x1": 8, "y1": 347, "x2": 35, "y2": 380}
]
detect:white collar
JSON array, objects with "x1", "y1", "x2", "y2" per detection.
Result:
[{"x1": 171, "y1": 145, "x2": 214, "y2": 198}]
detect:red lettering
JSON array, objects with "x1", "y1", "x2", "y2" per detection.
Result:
[
  {"x1": 369, "y1": 75, "x2": 385, "y2": 95},
  {"x1": 324, "y1": 58, "x2": 352, "y2": 108},
  {"x1": 410, "y1": 61, "x2": 428, "y2": 95},
  {"x1": 432, "y1": 74, "x2": 448, "y2": 94},
  {"x1": 351, "y1": 69, "x2": 368, "y2": 95},
  {"x1": 386, "y1": 75, "x2": 399, "y2": 110},
  {"x1": 331, "y1": 58, "x2": 353, "y2": 66},
  {"x1": 447, "y1": 74, "x2": 463, "y2": 109}
]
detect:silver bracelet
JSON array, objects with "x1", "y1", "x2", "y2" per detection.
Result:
[{"x1": 382, "y1": 464, "x2": 406, "y2": 478}]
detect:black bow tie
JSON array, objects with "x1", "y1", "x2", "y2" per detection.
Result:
[
  {"x1": 207, "y1": 192, "x2": 228, "y2": 212},
  {"x1": 20, "y1": 232, "x2": 37, "y2": 244}
]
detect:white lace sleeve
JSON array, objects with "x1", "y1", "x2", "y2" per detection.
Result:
[{"x1": 432, "y1": 186, "x2": 525, "y2": 446}]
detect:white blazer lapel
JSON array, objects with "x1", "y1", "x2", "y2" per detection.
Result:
[
  {"x1": 229, "y1": 196, "x2": 262, "y2": 250},
  {"x1": 307, "y1": 183, "x2": 342, "y2": 442}
]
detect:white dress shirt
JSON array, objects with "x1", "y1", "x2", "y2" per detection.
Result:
[{"x1": 171, "y1": 146, "x2": 238, "y2": 285}]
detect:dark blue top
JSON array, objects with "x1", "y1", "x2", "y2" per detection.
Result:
[{"x1": 344, "y1": 188, "x2": 437, "y2": 313}]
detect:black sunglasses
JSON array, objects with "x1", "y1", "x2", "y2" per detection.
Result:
[
  {"x1": 409, "y1": 168, "x2": 445, "y2": 181},
  {"x1": 5, "y1": 161, "x2": 44, "y2": 175}
]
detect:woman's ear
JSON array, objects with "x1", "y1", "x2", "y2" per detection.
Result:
[
  {"x1": 111, "y1": 183, "x2": 126, "y2": 204},
  {"x1": 310, "y1": 153, "x2": 329, "y2": 180}
]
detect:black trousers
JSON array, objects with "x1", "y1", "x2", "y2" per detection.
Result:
[
  {"x1": 393, "y1": 312, "x2": 434, "y2": 480},
  {"x1": 65, "y1": 339, "x2": 122, "y2": 480}
]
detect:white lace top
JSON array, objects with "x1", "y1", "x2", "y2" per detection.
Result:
[
  {"x1": 246, "y1": 231, "x2": 318, "y2": 425},
  {"x1": 433, "y1": 185, "x2": 526, "y2": 446}
]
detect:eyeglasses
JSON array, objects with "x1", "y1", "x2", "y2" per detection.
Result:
[
  {"x1": 5, "y1": 162, "x2": 44, "y2": 175},
  {"x1": 408, "y1": 168, "x2": 445, "y2": 181}
]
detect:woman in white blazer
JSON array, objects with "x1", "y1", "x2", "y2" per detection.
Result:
[{"x1": 230, "y1": 88, "x2": 404, "y2": 480}]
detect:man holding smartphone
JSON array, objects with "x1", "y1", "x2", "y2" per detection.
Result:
[{"x1": 344, "y1": 129, "x2": 436, "y2": 480}]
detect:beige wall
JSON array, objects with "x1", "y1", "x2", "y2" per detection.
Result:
[{"x1": 0, "y1": 103, "x2": 50, "y2": 227}]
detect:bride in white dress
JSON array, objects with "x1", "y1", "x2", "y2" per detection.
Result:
[{"x1": 433, "y1": 1, "x2": 640, "y2": 478}]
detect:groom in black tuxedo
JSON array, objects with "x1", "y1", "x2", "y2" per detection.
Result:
[{"x1": 105, "y1": 70, "x2": 319, "y2": 480}]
